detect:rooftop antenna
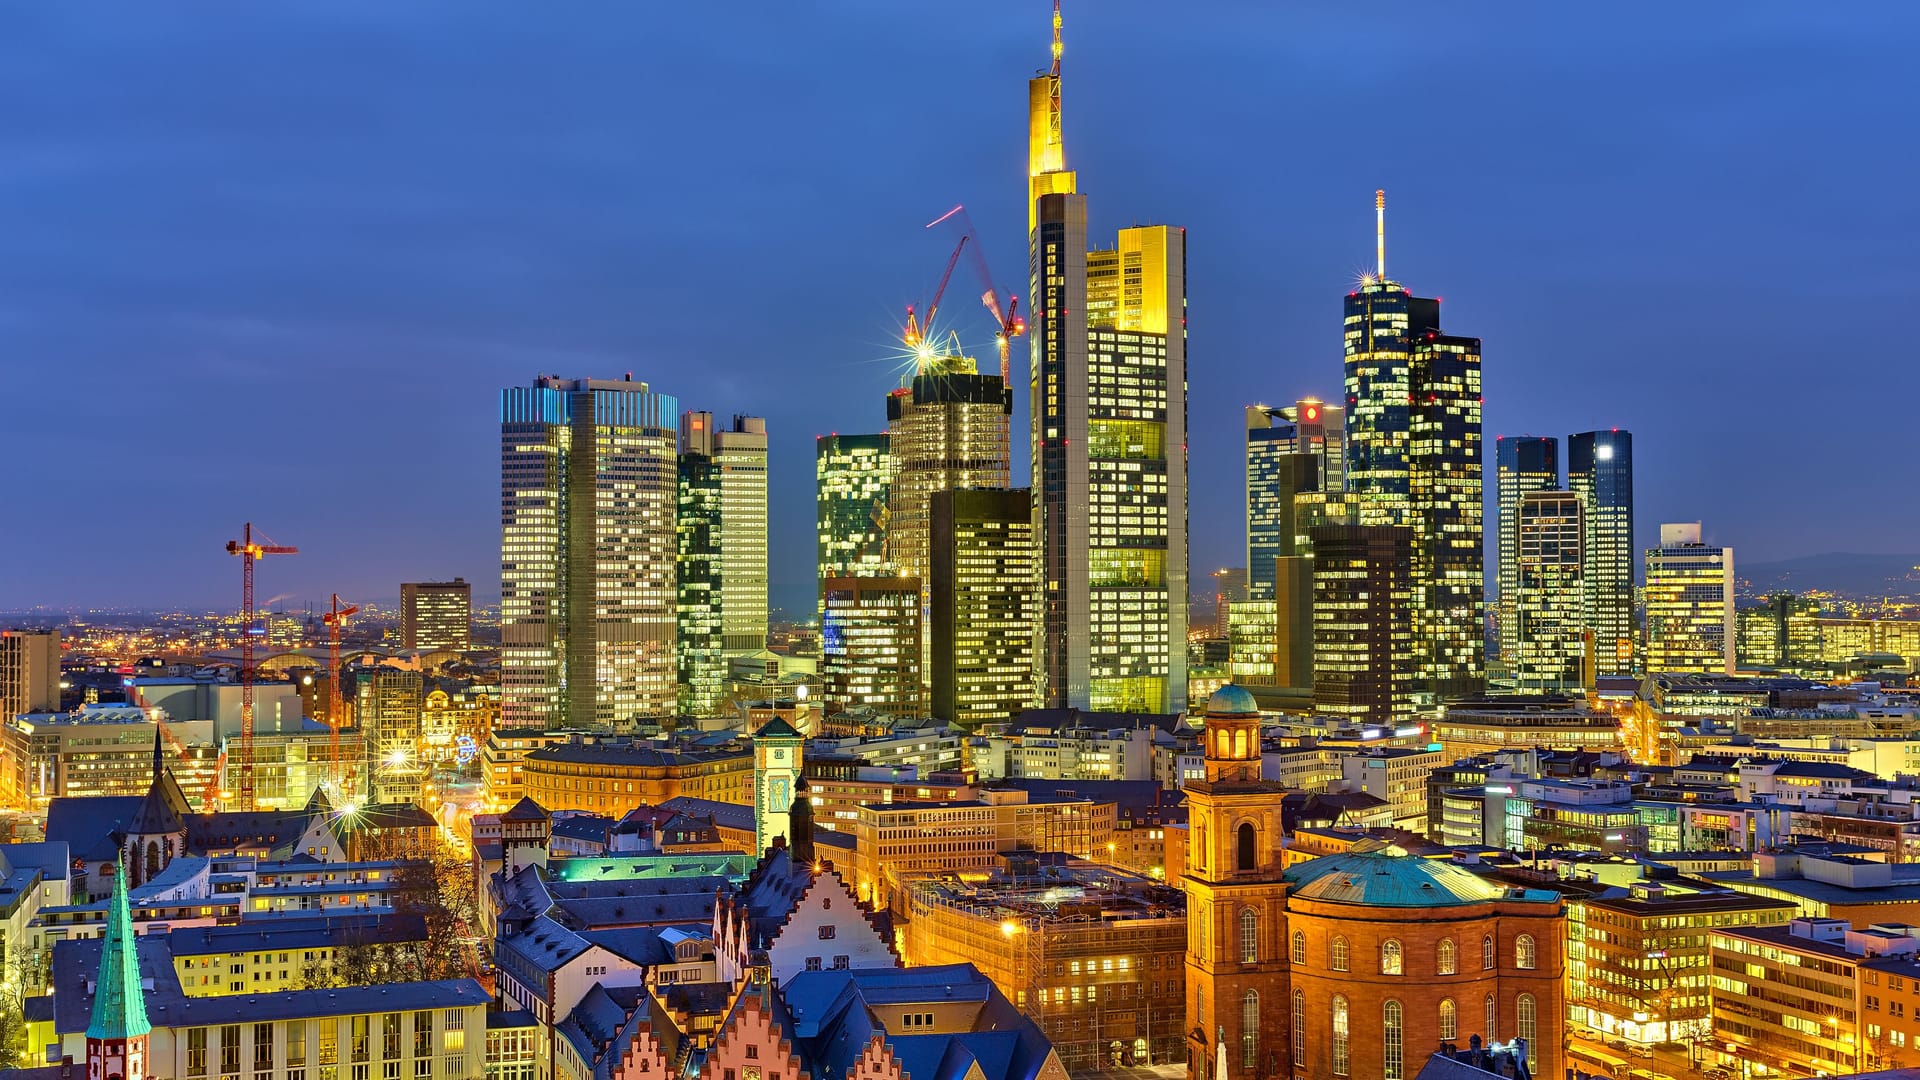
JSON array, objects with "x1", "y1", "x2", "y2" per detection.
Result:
[
  {"x1": 1375, "y1": 189, "x2": 1387, "y2": 280},
  {"x1": 1051, "y1": 0, "x2": 1062, "y2": 77}
]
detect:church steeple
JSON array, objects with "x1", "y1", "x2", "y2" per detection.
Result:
[{"x1": 87, "y1": 861, "x2": 151, "y2": 1080}]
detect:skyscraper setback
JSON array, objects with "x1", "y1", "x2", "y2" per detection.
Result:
[
  {"x1": 886, "y1": 361, "x2": 1011, "y2": 709},
  {"x1": 682, "y1": 411, "x2": 770, "y2": 654},
  {"x1": 1342, "y1": 194, "x2": 1483, "y2": 702},
  {"x1": 1028, "y1": 8, "x2": 1187, "y2": 713},
  {"x1": 1569, "y1": 429, "x2": 1637, "y2": 674},
  {"x1": 500, "y1": 376, "x2": 679, "y2": 730},
  {"x1": 1246, "y1": 399, "x2": 1342, "y2": 599}
]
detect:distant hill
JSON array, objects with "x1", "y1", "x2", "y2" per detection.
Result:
[{"x1": 1738, "y1": 552, "x2": 1920, "y2": 599}]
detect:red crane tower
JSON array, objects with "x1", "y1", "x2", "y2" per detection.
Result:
[
  {"x1": 903, "y1": 233, "x2": 969, "y2": 363},
  {"x1": 926, "y1": 204, "x2": 1026, "y2": 390},
  {"x1": 225, "y1": 523, "x2": 297, "y2": 811},
  {"x1": 322, "y1": 594, "x2": 359, "y2": 800}
]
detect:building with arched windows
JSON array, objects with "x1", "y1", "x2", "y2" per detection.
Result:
[
  {"x1": 1183, "y1": 685, "x2": 1567, "y2": 1080},
  {"x1": 1183, "y1": 686, "x2": 1294, "y2": 1080},
  {"x1": 1281, "y1": 849, "x2": 1565, "y2": 1080}
]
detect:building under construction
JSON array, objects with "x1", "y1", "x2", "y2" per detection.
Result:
[{"x1": 901, "y1": 856, "x2": 1186, "y2": 1072}]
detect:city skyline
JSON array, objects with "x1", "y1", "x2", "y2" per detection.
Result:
[{"x1": 5, "y1": 4, "x2": 1919, "y2": 609}]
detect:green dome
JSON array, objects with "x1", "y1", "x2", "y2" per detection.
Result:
[
  {"x1": 1207, "y1": 684, "x2": 1259, "y2": 716},
  {"x1": 1282, "y1": 849, "x2": 1560, "y2": 908}
]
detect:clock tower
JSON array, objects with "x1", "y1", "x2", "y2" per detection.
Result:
[
  {"x1": 753, "y1": 717, "x2": 804, "y2": 855},
  {"x1": 1183, "y1": 686, "x2": 1293, "y2": 1080}
]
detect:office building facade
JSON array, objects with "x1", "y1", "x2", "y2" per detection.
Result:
[
  {"x1": 1408, "y1": 322, "x2": 1485, "y2": 700},
  {"x1": 499, "y1": 376, "x2": 678, "y2": 730},
  {"x1": 398, "y1": 581, "x2": 471, "y2": 652},
  {"x1": 887, "y1": 364, "x2": 1011, "y2": 709},
  {"x1": 1028, "y1": 14, "x2": 1186, "y2": 715},
  {"x1": 1569, "y1": 430, "x2": 1636, "y2": 674},
  {"x1": 0, "y1": 628, "x2": 60, "y2": 722},
  {"x1": 815, "y1": 433, "x2": 891, "y2": 595},
  {"x1": 1513, "y1": 490, "x2": 1586, "y2": 691},
  {"x1": 1646, "y1": 522, "x2": 1735, "y2": 675},
  {"x1": 1493, "y1": 437, "x2": 1559, "y2": 662},
  {"x1": 682, "y1": 411, "x2": 769, "y2": 653},
  {"x1": 1310, "y1": 524, "x2": 1414, "y2": 726},
  {"x1": 929, "y1": 488, "x2": 1038, "y2": 729},
  {"x1": 676, "y1": 443, "x2": 726, "y2": 717},
  {"x1": 1247, "y1": 413, "x2": 1328, "y2": 600},
  {"x1": 820, "y1": 577, "x2": 922, "y2": 717}
]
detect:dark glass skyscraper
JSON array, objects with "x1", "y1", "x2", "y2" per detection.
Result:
[
  {"x1": 1494, "y1": 436, "x2": 1560, "y2": 662},
  {"x1": 1568, "y1": 430, "x2": 1636, "y2": 675},
  {"x1": 1409, "y1": 324, "x2": 1484, "y2": 700},
  {"x1": 816, "y1": 433, "x2": 891, "y2": 594},
  {"x1": 1247, "y1": 399, "x2": 1341, "y2": 599},
  {"x1": 676, "y1": 443, "x2": 724, "y2": 717},
  {"x1": 1310, "y1": 523, "x2": 1414, "y2": 725}
]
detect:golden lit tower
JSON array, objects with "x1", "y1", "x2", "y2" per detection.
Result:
[{"x1": 1029, "y1": 4, "x2": 1188, "y2": 713}]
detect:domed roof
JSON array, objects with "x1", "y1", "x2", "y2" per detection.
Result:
[
  {"x1": 1282, "y1": 849, "x2": 1561, "y2": 909},
  {"x1": 1206, "y1": 684, "x2": 1259, "y2": 716}
]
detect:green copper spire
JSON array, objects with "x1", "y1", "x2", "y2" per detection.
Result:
[{"x1": 86, "y1": 860, "x2": 151, "y2": 1040}]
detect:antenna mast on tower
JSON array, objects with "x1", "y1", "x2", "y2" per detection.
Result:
[{"x1": 1376, "y1": 189, "x2": 1387, "y2": 280}]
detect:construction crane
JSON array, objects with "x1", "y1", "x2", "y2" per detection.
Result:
[
  {"x1": 902, "y1": 234, "x2": 969, "y2": 366},
  {"x1": 225, "y1": 523, "x2": 297, "y2": 811},
  {"x1": 926, "y1": 204, "x2": 1026, "y2": 388},
  {"x1": 322, "y1": 594, "x2": 360, "y2": 801}
]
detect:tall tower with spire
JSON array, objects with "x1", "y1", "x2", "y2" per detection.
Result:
[
  {"x1": 1029, "y1": 2, "x2": 1188, "y2": 713},
  {"x1": 1341, "y1": 192, "x2": 1484, "y2": 706},
  {"x1": 87, "y1": 862, "x2": 151, "y2": 1080}
]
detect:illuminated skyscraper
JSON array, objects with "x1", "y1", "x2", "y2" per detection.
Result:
[
  {"x1": 821, "y1": 577, "x2": 922, "y2": 717},
  {"x1": 1569, "y1": 430, "x2": 1637, "y2": 674},
  {"x1": 676, "y1": 440, "x2": 725, "y2": 717},
  {"x1": 930, "y1": 488, "x2": 1038, "y2": 728},
  {"x1": 1494, "y1": 437, "x2": 1559, "y2": 664},
  {"x1": 681, "y1": 411, "x2": 769, "y2": 653},
  {"x1": 1028, "y1": 10, "x2": 1186, "y2": 713},
  {"x1": 1409, "y1": 321, "x2": 1484, "y2": 699},
  {"x1": 399, "y1": 580, "x2": 471, "y2": 651},
  {"x1": 1310, "y1": 524, "x2": 1414, "y2": 726},
  {"x1": 499, "y1": 376, "x2": 678, "y2": 730},
  {"x1": 887, "y1": 360, "x2": 1011, "y2": 710},
  {"x1": 1247, "y1": 399, "x2": 1342, "y2": 598},
  {"x1": 1345, "y1": 193, "x2": 1482, "y2": 701},
  {"x1": 1513, "y1": 490, "x2": 1586, "y2": 691},
  {"x1": 1646, "y1": 522, "x2": 1734, "y2": 675},
  {"x1": 816, "y1": 433, "x2": 891, "y2": 593},
  {"x1": 0, "y1": 628, "x2": 60, "y2": 722}
]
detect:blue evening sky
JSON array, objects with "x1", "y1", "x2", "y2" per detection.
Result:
[{"x1": 2, "y1": 3, "x2": 1916, "y2": 611}]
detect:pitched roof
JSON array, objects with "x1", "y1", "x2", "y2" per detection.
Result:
[{"x1": 501, "y1": 796, "x2": 550, "y2": 823}]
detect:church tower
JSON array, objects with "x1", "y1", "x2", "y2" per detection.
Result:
[
  {"x1": 752, "y1": 717, "x2": 804, "y2": 855},
  {"x1": 123, "y1": 728, "x2": 186, "y2": 888},
  {"x1": 87, "y1": 861, "x2": 151, "y2": 1080},
  {"x1": 1183, "y1": 686, "x2": 1293, "y2": 1080}
]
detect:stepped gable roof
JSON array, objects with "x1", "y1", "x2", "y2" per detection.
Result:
[
  {"x1": 556, "y1": 983, "x2": 656, "y2": 1080},
  {"x1": 1283, "y1": 847, "x2": 1561, "y2": 908},
  {"x1": 787, "y1": 965, "x2": 1053, "y2": 1080}
]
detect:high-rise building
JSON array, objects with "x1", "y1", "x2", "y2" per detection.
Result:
[
  {"x1": 1248, "y1": 403, "x2": 1336, "y2": 599},
  {"x1": 682, "y1": 411, "x2": 769, "y2": 653},
  {"x1": 1569, "y1": 430, "x2": 1636, "y2": 674},
  {"x1": 356, "y1": 666, "x2": 424, "y2": 803},
  {"x1": 929, "y1": 488, "x2": 1037, "y2": 728},
  {"x1": 0, "y1": 629, "x2": 60, "y2": 721},
  {"x1": 887, "y1": 362, "x2": 1011, "y2": 709},
  {"x1": 1310, "y1": 524, "x2": 1414, "y2": 726},
  {"x1": 1513, "y1": 490, "x2": 1586, "y2": 691},
  {"x1": 676, "y1": 441, "x2": 725, "y2": 717},
  {"x1": 499, "y1": 376, "x2": 678, "y2": 731},
  {"x1": 399, "y1": 580, "x2": 471, "y2": 651},
  {"x1": 1409, "y1": 318, "x2": 1484, "y2": 700},
  {"x1": 815, "y1": 433, "x2": 891, "y2": 595},
  {"x1": 1345, "y1": 193, "x2": 1481, "y2": 702},
  {"x1": 1645, "y1": 522, "x2": 1734, "y2": 675},
  {"x1": 1493, "y1": 437, "x2": 1559, "y2": 662},
  {"x1": 821, "y1": 577, "x2": 922, "y2": 717}
]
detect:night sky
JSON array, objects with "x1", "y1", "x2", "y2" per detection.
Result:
[{"x1": 3, "y1": 3, "x2": 1916, "y2": 612}]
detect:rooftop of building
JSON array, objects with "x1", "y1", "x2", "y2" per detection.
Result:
[
  {"x1": 1283, "y1": 847, "x2": 1563, "y2": 908},
  {"x1": 524, "y1": 738, "x2": 748, "y2": 768}
]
